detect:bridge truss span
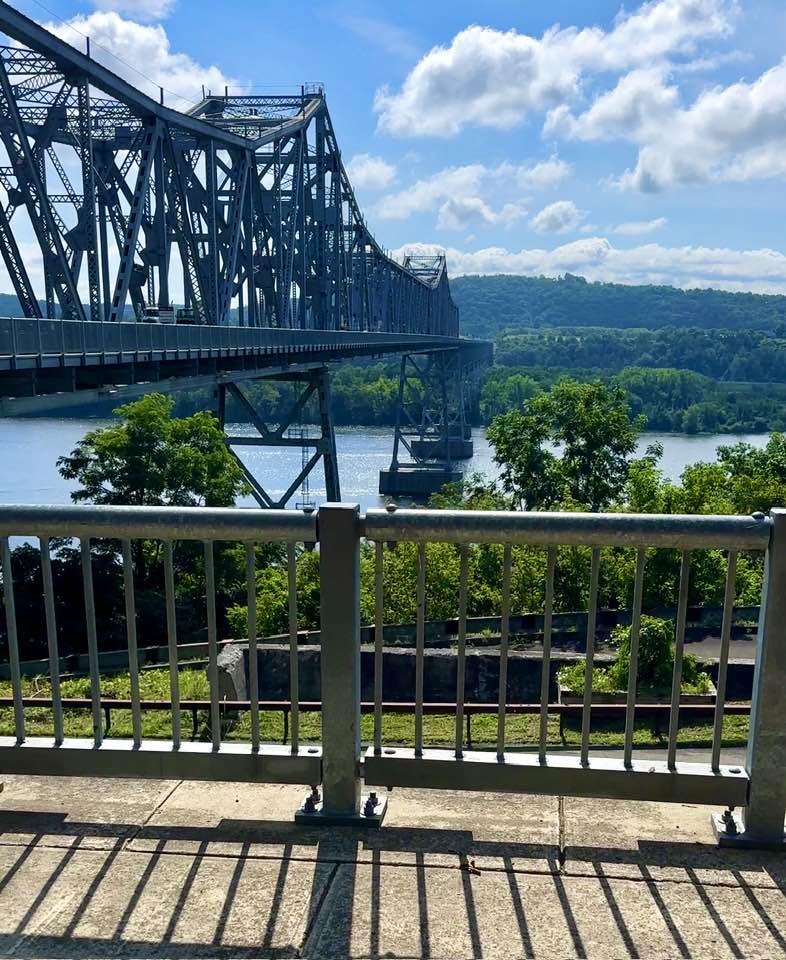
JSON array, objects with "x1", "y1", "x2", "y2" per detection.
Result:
[
  {"x1": 0, "y1": 3, "x2": 459, "y2": 337},
  {"x1": 0, "y1": 2, "x2": 490, "y2": 505}
]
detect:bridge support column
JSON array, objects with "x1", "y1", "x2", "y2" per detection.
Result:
[
  {"x1": 379, "y1": 350, "x2": 465, "y2": 499},
  {"x1": 216, "y1": 365, "x2": 341, "y2": 509}
]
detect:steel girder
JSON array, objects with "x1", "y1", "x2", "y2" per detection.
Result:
[
  {"x1": 388, "y1": 343, "x2": 491, "y2": 473},
  {"x1": 0, "y1": 5, "x2": 460, "y2": 337}
]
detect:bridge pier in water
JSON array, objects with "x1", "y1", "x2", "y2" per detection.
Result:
[{"x1": 379, "y1": 348, "x2": 475, "y2": 499}]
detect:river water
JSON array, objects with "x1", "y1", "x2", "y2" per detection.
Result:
[{"x1": 0, "y1": 418, "x2": 770, "y2": 512}]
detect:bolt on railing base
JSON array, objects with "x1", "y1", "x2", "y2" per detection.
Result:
[
  {"x1": 712, "y1": 810, "x2": 786, "y2": 850},
  {"x1": 294, "y1": 788, "x2": 388, "y2": 828}
]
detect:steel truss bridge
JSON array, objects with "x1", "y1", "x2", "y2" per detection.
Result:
[{"x1": 0, "y1": 2, "x2": 490, "y2": 505}]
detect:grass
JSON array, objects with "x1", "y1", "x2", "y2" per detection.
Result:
[{"x1": 0, "y1": 667, "x2": 750, "y2": 750}]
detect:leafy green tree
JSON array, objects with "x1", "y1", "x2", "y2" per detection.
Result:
[
  {"x1": 54, "y1": 394, "x2": 250, "y2": 649},
  {"x1": 57, "y1": 393, "x2": 246, "y2": 507},
  {"x1": 487, "y1": 379, "x2": 643, "y2": 511}
]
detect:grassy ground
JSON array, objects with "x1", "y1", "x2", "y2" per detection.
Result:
[{"x1": 0, "y1": 667, "x2": 750, "y2": 750}]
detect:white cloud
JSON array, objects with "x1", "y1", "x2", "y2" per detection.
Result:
[
  {"x1": 613, "y1": 60, "x2": 786, "y2": 190},
  {"x1": 90, "y1": 0, "x2": 175, "y2": 22},
  {"x1": 544, "y1": 67, "x2": 679, "y2": 141},
  {"x1": 529, "y1": 200, "x2": 586, "y2": 234},
  {"x1": 374, "y1": 0, "x2": 735, "y2": 137},
  {"x1": 610, "y1": 217, "x2": 668, "y2": 235},
  {"x1": 346, "y1": 153, "x2": 396, "y2": 190},
  {"x1": 393, "y1": 238, "x2": 786, "y2": 294},
  {"x1": 44, "y1": 11, "x2": 236, "y2": 105},
  {"x1": 437, "y1": 198, "x2": 525, "y2": 231},
  {"x1": 506, "y1": 156, "x2": 571, "y2": 190},
  {"x1": 376, "y1": 159, "x2": 564, "y2": 228},
  {"x1": 377, "y1": 164, "x2": 486, "y2": 220},
  {"x1": 548, "y1": 56, "x2": 786, "y2": 191}
]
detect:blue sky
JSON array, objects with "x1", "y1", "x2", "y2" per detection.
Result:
[{"x1": 11, "y1": 0, "x2": 786, "y2": 292}]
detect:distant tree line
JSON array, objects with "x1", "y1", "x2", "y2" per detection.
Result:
[
  {"x1": 450, "y1": 273, "x2": 786, "y2": 338},
  {"x1": 494, "y1": 326, "x2": 786, "y2": 383}
]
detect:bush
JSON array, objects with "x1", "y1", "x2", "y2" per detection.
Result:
[{"x1": 558, "y1": 615, "x2": 712, "y2": 696}]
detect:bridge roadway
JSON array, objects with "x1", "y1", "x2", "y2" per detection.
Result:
[{"x1": 0, "y1": 315, "x2": 491, "y2": 416}]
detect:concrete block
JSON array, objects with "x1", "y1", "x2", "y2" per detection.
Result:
[{"x1": 217, "y1": 642, "x2": 247, "y2": 703}]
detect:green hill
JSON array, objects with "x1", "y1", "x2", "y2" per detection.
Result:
[{"x1": 450, "y1": 274, "x2": 786, "y2": 338}]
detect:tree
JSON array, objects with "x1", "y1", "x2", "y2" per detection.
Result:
[
  {"x1": 53, "y1": 394, "x2": 250, "y2": 649},
  {"x1": 57, "y1": 393, "x2": 247, "y2": 507},
  {"x1": 487, "y1": 379, "x2": 644, "y2": 511}
]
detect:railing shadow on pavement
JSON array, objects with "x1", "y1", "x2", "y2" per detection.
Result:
[{"x1": 0, "y1": 808, "x2": 784, "y2": 958}]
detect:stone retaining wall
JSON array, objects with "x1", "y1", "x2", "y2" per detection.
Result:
[{"x1": 218, "y1": 644, "x2": 754, "y2": 705}]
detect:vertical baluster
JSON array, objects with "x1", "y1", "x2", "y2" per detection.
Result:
[
  {"x1": 414, "y1": 541, "x2": 426, "y2": 756},
  {"x1": 0, "y1": 537, "x2": 24, "y2": 742},
  {"x1": 711, "y1": 550, "x2": 737, "y2": 771},
  {"x1": 204, "y1": 540, "x2": 220, "y2": 750},
  {"x1": 580, "y1": 548, "x2": 601, "y2": 766},
  {"x1": 246, "y1": 542, "x2": 260, "y2": 752},
  {"x1": 539, "y1": 546, "x2": 557, "y2": 763},
  {"x1": 122, "y1": 539, "x2": 142, "y2": 748},
  {"x1": 373, "y1": 540, "x2": 384, "y2": 755},
  {"x1": 287, "y1": 542, "x2": 299, "y2": 752},
  {"x1": 80, "y1": 539, "x2": 102, "y2": 746},
  {"x1": 455, "y1": 544, "x2": 469, "y2": 759},
  {"x1": 496, "y1": 543, "x2": 512, "y2": 759},
  {"x1": 163, "y1": 540, "x2": 180, "y2": 749},
  {"x1": 39, "y1": 536, "x2": 63, "y2": 744},
  {"x1": 623, "y1": 548, "x2": 647, "y2": 767},
  {"x1": 667, "y1": 551, "x2": 691, "y2": 770}
]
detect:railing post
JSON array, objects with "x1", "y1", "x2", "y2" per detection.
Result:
[
  {"x1": 715, "y1": 508, "x2": 786, "y2": 847},
  {"x1": 295, "y1": 502, "x2": 386, "y2": 826}
]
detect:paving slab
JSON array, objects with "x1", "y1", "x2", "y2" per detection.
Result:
[
  {"x1": 133, "y1": 781, "x2": 559, "y2": 871},
  {"x1": 0, "y1": 831, "x2": 333, "y2": 957},
  {"x1": 0, "y1": 774, "x2": 180, "y2": 851},
  {"x1": 563, "y1": 796, "x2": 786, "y2": 889},
  {"x1": 303, "y1": 858, "x2": 786, "y2": 959}
]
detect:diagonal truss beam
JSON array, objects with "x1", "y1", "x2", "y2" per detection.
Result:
[
  {"x1": 0, "y1": 4, "x2": 463, "y2": 349},
  {"x1": 109, "y1": 121, "x2": 158, "y2": 323},
  {"x1": 0, "y1": 55, "x2": 83, "y2": 320}
]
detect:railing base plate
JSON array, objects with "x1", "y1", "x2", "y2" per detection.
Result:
[
  {"x1": 294, "y1": 791, "x2": 387, "y2": 828},
  {"x1": 712, "y1": 811, "x2": 786, "y2": 850}
]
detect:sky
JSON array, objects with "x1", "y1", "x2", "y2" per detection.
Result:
[{"x1": 9, "y1": 0, "x2": 786, "y2": 293}]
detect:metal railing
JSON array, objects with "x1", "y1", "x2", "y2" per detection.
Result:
[
  {"x1": 0, "y1": 316, "x2": 468, "y2": 371},
  {"x1": 0, "y1": 502, "x2": 784, "y2": 845},
  {"x1": 0, "y1": 503, "x2": 320, "y2": 785}
]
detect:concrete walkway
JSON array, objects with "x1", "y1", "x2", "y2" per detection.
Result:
[{"x1": 0, "y1": 774, "x2": 784, "y2": 958}]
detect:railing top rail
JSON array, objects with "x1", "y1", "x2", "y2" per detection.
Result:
[
  {"x1": 0, "y1": 503, "x2": 317, "y2": 541},
  {"x1": 0, "y1": 502, "x2": 773, "y2": 549},
  {"x1": 362, "y1": 508, "x2": 771, "y2": 551}
]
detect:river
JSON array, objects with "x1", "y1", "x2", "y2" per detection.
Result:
[{"x1": 0, "y1": 418, "x2": 770, "y2": 512}]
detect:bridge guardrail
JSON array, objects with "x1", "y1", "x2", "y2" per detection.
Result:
[
  {"x1": 0, "y1": 501, "x2": 783, "y2": 845},
  {"x1": 0, "y1": 316, "x2": 484, "y2": 371}
]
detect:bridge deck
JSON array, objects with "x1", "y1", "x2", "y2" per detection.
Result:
[{"x1": 0, "y1": 317, "x2": 491, "y2": 414}]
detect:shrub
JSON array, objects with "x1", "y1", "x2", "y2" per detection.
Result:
[{"x1": 558, "y1": 615, "x2": 712, "y2": 695}]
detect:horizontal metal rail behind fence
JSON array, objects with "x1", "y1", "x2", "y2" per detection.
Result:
[{"x1": 0, "y1": 502, "x2": 784, "y2": 845}]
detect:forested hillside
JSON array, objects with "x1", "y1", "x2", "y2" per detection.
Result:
[
  {"x1": 450, "y1": 274, "x2": 786, "y2": 338},
  {"x1": 494, "y1": 327, "x2": 786, "y2": 382}
]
